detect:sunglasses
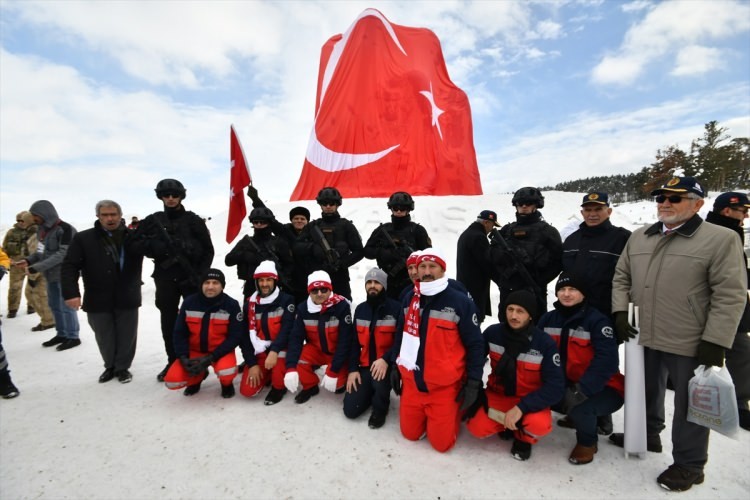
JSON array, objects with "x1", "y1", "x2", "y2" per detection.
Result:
[
  {"x1": 655, "y1": 194, "x2": 690, "y2": 204},
  {"x1": 251, "y1": 220, "x2": 268, "y2": 225},
  {"x1": 161, "y1": 192, "x2": 181, "y2": 199},
  {"x1": 310, "y1": 287, "x2": 330, "y2": 295},
  {"x1": 319, "y1": 202, "x2": 337, "y2": 207},
  {"x1": 391, "y1": 206, "x2": 409, "y2": 212},
  {"x1": 515, "y1": 200, "x2": 535, "y2": 207}
]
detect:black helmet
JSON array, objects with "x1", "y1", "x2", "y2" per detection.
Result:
[
  {"x1": 387, "y1": 191, "x2": 415, "y2": 211},
  {"x1": 316, "y1": 187, "x2": 342, "y2": 206},
  {"x1": 155, "y1": 178, "x2": 186, "y2": 200},
  {"x1": 512, "y1": 187, "x2": 544, "y2": 208},
  {"x1": 249, "y1": 207, "x2": 274, "y2": 222}
]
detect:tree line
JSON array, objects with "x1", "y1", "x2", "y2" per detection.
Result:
[{"x1": 542, "y1": 120, "x2": 749, "y2": 203}]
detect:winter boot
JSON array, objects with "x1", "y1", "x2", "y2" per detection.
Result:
[
  {"x1": 511, "y1": 439, "x2": 532, "y2": 461},
  {"x1": 0, "y1": 371, "x2": 20, "y2": 399},
  {"x1": 221, "y1": 383, "x2": 235, "y2": 399},
  {"x1": 294, "y1": 385, "x2": 319, "y2": 404},
  {"x1": 6, "y1": 310, "x2": 17, "y2": 319},
  {"x1": 264, "y1": 387, "x2": 287, "y2": 406}
]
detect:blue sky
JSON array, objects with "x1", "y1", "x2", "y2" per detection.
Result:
[{"x1": 1, "y1": 0, "x2": 749, "y2": 227}]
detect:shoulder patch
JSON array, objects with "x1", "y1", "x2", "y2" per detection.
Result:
[
  {"x1": 236, "y1": 312, "x2": 244, "y2": 322},
  {"x1": 472, "y1": 313, "x2": 478, "y2": 326},
  {"x1": 345, "y1": 314, "x2": 353, "y2": 325},
  {"x1": 601, "y1": 326, "x2": 614, "y2": 339},
  {"x1": 553, "y1": 353, "x2": 561, "y2": 367},
  {"x1": 287, "y1": 303, "x2": 295, "y2": 313}
]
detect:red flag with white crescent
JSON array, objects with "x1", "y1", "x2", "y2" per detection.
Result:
[
  {"x1": 227, "y1": 125, "x2": 252, "y2": 243},
  {"x1": 290, "y1": 8, "x2": 482, "y2": 201}
]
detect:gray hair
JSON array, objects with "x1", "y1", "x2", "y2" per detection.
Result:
[{"x1": 95, "y1": 200, "x2": 122, "y2": 216}]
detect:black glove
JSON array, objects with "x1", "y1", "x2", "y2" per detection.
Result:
[
  {"x1": 179, "y1": 356, "x2": 194, "y2": 372},
  {"x1": 697, "y1": 340, "x2": 725, "y2": 367},
  {"x1": 390, "y1": 367, "x2": 402, "y2": 396},
  {"x1": 194, "y1": 354, "x2": 214, "y2": 372},
  {"x1": 562, "y1": 383, "x2": 588, "y2": 414},
  {"x1": 457, "y1": 379, "x2": 483, "y2": 413},
  {"x1": 28, "y1": 278, "x2": 37, "y2": 288},
  {"x1": 458, "y1": 380, "x2": 486, "y2": 421},
  {"x1": 613, "y1": 311, "x2": 637, "y2": 344},
  {"x1": 247, "y1": 184, "x2": 261, "y2": 203}
]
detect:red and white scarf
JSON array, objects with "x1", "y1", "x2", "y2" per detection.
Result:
[
  {"x1": 248, "y1": 288, "x2": 280, "y2": 354},
  {"x1": 306, "y1": 293, "x2": 347, "y2": 314},
  {"x1": 397, "y1": 276, "x2": 448, "y2": 371}
]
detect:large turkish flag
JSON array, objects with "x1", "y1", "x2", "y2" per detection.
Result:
[{"x1": 290, "y1": 8, "x2": 482, "y2": 201}]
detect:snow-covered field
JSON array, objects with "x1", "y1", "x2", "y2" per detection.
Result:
[{"x1": 1, "y1": 191, "x2": 748, "y2": 499}]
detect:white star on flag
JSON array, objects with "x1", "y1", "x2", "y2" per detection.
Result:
[{"x1": 419, "y1": 81, "x2": 444, "y2": 140}]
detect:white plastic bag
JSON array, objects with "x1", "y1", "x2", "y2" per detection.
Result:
[{"x1": 687, "y1": 365, "x2": 739, "y2": 438}]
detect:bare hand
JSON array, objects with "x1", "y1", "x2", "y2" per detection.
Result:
[
  {"x1": 346, "y1": 371, "x2": 361, "y2": 393},
  {"x1": 265, "y1": 351, "x2": 279, "y2": 370},
  {"x1": 65, "y1": 297, "x2": 81, "y2": 310},
  {"x1": 504, "y1": 406, "x2": 523, "y2": 431},
  {"x1": 370, "y1": 358, "x2": 388, "y2": 381},
  {"x1": 13, "y1": 259, "x2": 29, "y2": 269},
  {"x1": 247, "y1": 365, "x2": 262, "y2": 387}
]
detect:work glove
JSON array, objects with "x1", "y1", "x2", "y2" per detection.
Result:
[
  {"x1": 247, "y1": 185, "x2": 261, "y2": 203},
  {"x1": 390, "y1": 367, "x2": 402, "y2": 396},
  {"x1": 456, "y1": 378, "x2": 483, "y2": 413},
  {"x1": 562, "y1": 383, "x2": 588, "y2": 414},
  {"x1": 613, "y1": 311, "x2": 637, "y2": 344},
  {"x1": 320, "y1": 374, "x2": 339, "y2": 392},
  {"x1": 697, "y1": 340, "x2": 725, "y2": 368},
  {"x1": 190, "y1": 355, "x2": 213, "y2": 376},
  {"x1": 284, "y1": 370, "x2": 300, "y2": 393},
  {"x1": 457, "y1": 379, "x2": 486, "y2": 421},
  {"x1": 179, "y1": 356, "x2": 194, "y2": 372}
]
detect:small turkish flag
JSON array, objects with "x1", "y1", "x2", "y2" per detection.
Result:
[
  {"x1": 290, "y1": 8, "x2": 482, "y2": 201},
  {"x1": 226, "y1": 125, "x2": 251, "y2": 243}
]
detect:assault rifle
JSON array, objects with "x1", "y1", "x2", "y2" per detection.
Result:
[
  {"x1": 311, "y1": 225, "x2": 341, "y2": 272},
  {"x1": 489, "y1": 228, "x2": 542, "y2": 297},
  {"x1": 245, "y1": 237, "x2": 293, "y2": 290},
  {"x1": 377, "y1": 223, "x2": 414, "y2": 278},
  {"x1": 151, "y1": 213, "x2": 200, "y2": 287}
]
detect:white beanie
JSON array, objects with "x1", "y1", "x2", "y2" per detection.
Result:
[
  {"x1": 418, "y1": 247, "x2": 447, "y2": 271},
  {"x1": 307, "y1": 270, "x2": 332, "y2": 292},
  {"x1": 254, "y1": 260, "x2": 279, "y2": 280}
]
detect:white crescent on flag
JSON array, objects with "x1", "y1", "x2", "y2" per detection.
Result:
[{"x1": 305, "y1": 9, "x2": 404, "y2": 172}]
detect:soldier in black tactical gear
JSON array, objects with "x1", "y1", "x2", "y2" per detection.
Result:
[
  {"x1": 130, "y1": 179, "x2": 214, "y2": 381},
  {"x1": 294, "y1": 187, "x2": 364, "y2": 300},
  {"x1": 225, "y1": 206, "x2": 293, "y2": 299},
  {"x1": 363, "y1": 192, "x2": 431, "y2": 300},
  {"x1": 490, "y1": 187, "x2": 562, "y2": 318}
]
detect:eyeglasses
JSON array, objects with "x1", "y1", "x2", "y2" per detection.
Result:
[
  {"x1": 655, "y1": 194, "x2": 690, "y2": 204},
  {"x1": 729, "y1": 207, "x2": 749, "y2": 215},
  {"x1": 161, "y1": 192, "x2": 181, "y2": 199},
  {"x1": 310, "y1": 287, "x2": 330, "y2": 295},
  {"x1": 391, "y1": 206, "x2": 409, "y2": 212}
]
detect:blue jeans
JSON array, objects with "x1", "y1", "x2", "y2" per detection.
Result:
[
  {"x1": 568, "y1": 386, "x2": 623, "y2": 446},
  {"x1": 46, "y1": 281, "x2": 79, "y2": 339}
]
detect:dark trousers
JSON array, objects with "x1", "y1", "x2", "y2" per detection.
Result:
[
  {"x1": 87, "y1": 309, "x2": 139, "y2": 371},
  {"x1": 644, "y1": 347, "x2": 708, "y2": 472},
  {"x1": 154, "y1": 277, "x2": 197, "y2": 362},
  {"x1": 726, "y1": 331, "x2": 750, "y2": 410},
  {"x1": 343, "y1": 367, "x2": 392, "y2": 419},
  {"x1": 568, "y1": 386, "x2": 623, "y2": 446}
]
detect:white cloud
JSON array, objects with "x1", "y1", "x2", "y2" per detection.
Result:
[
  {"x1": 621, "y1": 1, "x2": 653, "y2": 13},
  {"x1": 592, "y1": 0, "x2": 750, "y2": 85},
  {"x1": 671, "y1": 45, "x2": 724, "y2": 76},
  {"x1": 528, "y1": 19, "x2": 564, "y2": 40}
]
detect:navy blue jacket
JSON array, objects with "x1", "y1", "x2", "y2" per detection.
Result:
[
  {"x1": 238, "y1": 291, "x2": 296, "y2": 365},
  {"x1": 349, "y1": 296, "x2": 403, "y2": 371},
  {"x1": 173, "y1": 292, "x2": 245, "y2": 362}
]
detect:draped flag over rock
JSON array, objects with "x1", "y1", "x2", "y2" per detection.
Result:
[
  {"x1": 226, "y1": 125, "x2": 251, "y2": 243},
  {"x1": 290, "y1": 8, "x2": 482, "y2": 201}
]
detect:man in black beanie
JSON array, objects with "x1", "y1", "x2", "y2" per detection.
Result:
[{"x1": 466, "y1": 290, "x2": 564, "y2": 461}]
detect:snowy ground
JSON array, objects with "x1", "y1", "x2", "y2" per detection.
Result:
[{"x1": 1, "y1": 192, "x2": 748, "y2": 499}]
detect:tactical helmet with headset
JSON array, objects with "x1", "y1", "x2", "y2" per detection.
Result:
[
  {"x1": 155, "y1": 179, "x2": 187, "y2": 200},
  {"x1": 387, "y1": 191, "x2": 415, "y2": 211},
  {"x1": 316, "y1": 187, "x2": 343, "y2": 206},
  {"x1": 249, "y1": 206, "x2": 275, "y2": 222},
  {"x1": 512, "y1": 187, "x2": 545, "y2": 208}
]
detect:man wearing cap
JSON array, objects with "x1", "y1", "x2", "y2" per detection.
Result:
[
  {"x1": 130, "y1": 179, "x2": 214, "y2": 382},
  {"x1": 492, "y1": 187, "x2": 562, "y2": 317},
  {"x1": 364, "y1": 192, "x2": 432, "y2": 300},
  {"x1": 390, "y1": 248, "x2": 485, "y2": 452},
  {"x1": 466, "y1": 290, "x2": 564, "y2": 461},
  {"x1": 562, "y1": 192, "x2": 631, "y2": 318},
  {"x1": 237, "y1": 260, "x2": 296, "y2": 405},
  {"x1": 344, "y1": 268, "x2": 402, "y2": 429},
  {"x1": 163, "y1": 268, "x2": 243, "y2": 398},
  {"x1": 537, "y1": 273, "x2": 624, "y2": 465},
  {"x1": 284, "y1": 270, "x2": 354, "y2": 404},
  {"x1": 457, "y1": 210, "x2": 501, "y2": 324},
  {"x1": 611, "y1": 176, "x2": 747, "y2": 492},
  {"x1": 705, "y1": 191, "x2": 750, "y2": 431}
]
